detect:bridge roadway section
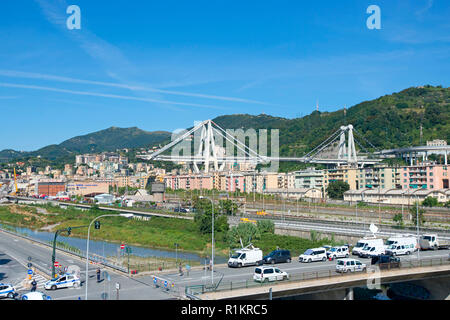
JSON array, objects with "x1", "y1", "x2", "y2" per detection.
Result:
[
  {"x1": 0, "y1": 229, "x2": 178, "y2": 300},
  {"x1": 154, "y1": 249, "x2": 450, "y2": 298}
]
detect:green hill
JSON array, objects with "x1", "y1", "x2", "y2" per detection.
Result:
[
  {"x1": 0, "y1": 127, "x2": 171, "y2": 163},
  {"x1": 212, "y1": 85, "x2": 449, "y2": 157}
]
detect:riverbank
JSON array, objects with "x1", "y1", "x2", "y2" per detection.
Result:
[{"x1": 0, "y1": 203, "x2": 344, "y2": 259}]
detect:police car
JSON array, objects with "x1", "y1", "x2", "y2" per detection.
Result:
[
  {"x1": 0, "y1": 283, "x2": 15, "y2": 299},
  {"x1": 44, "y1": 273, "x2": 81, "y2": 290},
  {"x1": 21, "y1": 292, "x2": 52, "y2": 300}
]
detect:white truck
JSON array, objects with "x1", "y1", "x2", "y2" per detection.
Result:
[
  {"x1": 385, "y1": 235, "x2": 417, "y2": 256},
  {"x1": 228, "y1": 245, "x2": 263, "y2": 268},
  {"x1": 352, "y1": 237, "x2": 384, "y2": 257},
  {"x1": 419, "y1": 234, "x2": 450, "y2": 251}
]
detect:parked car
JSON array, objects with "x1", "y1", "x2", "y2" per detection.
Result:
[
  {"x1": 174, "y1": 207, "x2": 188, "y2": 213},
  {"x1": 385, "y1": 244, "x2": 413, "y2": 256},
  {"x1": 0, "y1": 283, "x2": 15, "y2": 299},
  {"x1": 253, "y1": 266, "x2": 289, "y2": 283},
  {"x1": 21, "y1": 291, "x2": 52, "y2": 300},
  {"x1": 371, "y1": 254, "x2": 401, "y2": 269},
  {"x1": 263, "y1": 249, "x2": 291, "y2": 264},
  {"x1": 336, "y1": 258, "x2": 367, "y2": 273},
  {"x1": 326, "y1": 246, "x2": 349, "y2": 260},
  {"x1": 44, "y1": 273, "x2": 81, "y2": 290},
  {"x1": 299, "y1": 248, "x2": 327, "y2": 263}
]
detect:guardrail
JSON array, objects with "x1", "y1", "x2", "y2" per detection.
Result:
[
  {"x1": 0, "y1": 225, "x2": 128, "y2": 274},
  {"x1": 185, "y1": 256, "x2": 450, "y2": 298}
]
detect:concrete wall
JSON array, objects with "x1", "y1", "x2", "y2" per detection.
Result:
[{"x1": 274, "y1": 226, "x2": 361, "y2": 244}]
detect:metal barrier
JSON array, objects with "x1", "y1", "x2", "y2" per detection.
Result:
[{"x1": 185, "y1": 256, "x2": 450, "y2": 298}]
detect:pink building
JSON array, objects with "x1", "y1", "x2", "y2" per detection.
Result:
[{"x1": 401, "y1": 163, "x2": 450, "y2": 190}]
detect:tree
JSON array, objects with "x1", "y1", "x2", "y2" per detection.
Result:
[
  {"x1": 410, "y1": 203, "x2": 426, "y2": 226},
  {"x1": 326, "y1": 181, "x2": 350, "y2": 199},
  {"x1": 393, "y1": 213, "x2": 404, "y2": 227},
  {"x1": 421, "y1": 196, "x2": 439, "y2": 207},
  {"x1": 193, "y1": 197, "x2": 229, "y2": 234},
  {"x1": 219, "y1": 199, "x2": 238, "y2": 215},
  {"x1": 226, "y1": 223, "x2": 261, "y2": 248}
]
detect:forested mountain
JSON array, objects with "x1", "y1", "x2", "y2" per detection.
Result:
[{"x1": 0, "y1": 85, "x2": 448, "y2": 165}]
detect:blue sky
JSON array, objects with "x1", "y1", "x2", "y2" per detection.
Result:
[{"x1": 0, "y1": 0, "x2": 449, "y2": 151}]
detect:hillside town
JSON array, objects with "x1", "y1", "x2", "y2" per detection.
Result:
[{"x1": 1, "y1": 138, "x2": 449, "y2": 207}]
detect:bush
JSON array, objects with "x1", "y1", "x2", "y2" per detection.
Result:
[
  {"x1": 257, "y1": 220, "x2": 275, "y2": 234},
  {"x1": 422, "y1": 196, "x2": 439, "y2": 207}
]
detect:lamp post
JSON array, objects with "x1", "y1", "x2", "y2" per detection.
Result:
[
  {"x1": 85, "y1": 213, "x2": 133, "y2": 300},
  {"x1": 415, "y1": 196, "x2": 421, "y2": 261},
  {"x1": 174, "y1": 242, "x2": 179, "y2": 265},
  {"x1": 199, "y1": 196, "x2": 214, "y2": 285}
]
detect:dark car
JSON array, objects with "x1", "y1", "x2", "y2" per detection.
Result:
[
  {"x1": 174, "y1": 207, "x2": 188, "y2": 213},
  {"x1": 263, "y1": 250, "x2": 291, "y2": 264},
  {"x1": 371, "y1": 254, "x2": 400, "y2": 269}
]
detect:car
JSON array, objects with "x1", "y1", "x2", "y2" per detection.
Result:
[
  {"x1": 263, "y1": 249, "x2": 291, "y2": 264},
  {"x1": 326, "y1": 246, "x2": 349, "y2": 260},
  {"x1": 253, "y1": 266, "x2": 289, "y2": 283},
  {"x1": 371, "y1": 254, "x2": 401, "y2": 269},
  {"x1": 44, "y1": 273, "x2": 81, "y2": 290},
  {"x1": 256, "y1": 210, "x2": 269, "y2": 216},
  {"x1": 174, "y1": 207, "x2": 188, "y2": 213},
  {"x1": 336, "y1": 258, "x2": 367, "y2": 273},
  {"x1": 299, "y1": 248, "x2": 327, "y2": 263},
  {"x1": 0, "y1": 283, "x2": 15, "y2": 299},
  {"x1": 21, "y1": 291, "x2": 52, "y2": 300}
]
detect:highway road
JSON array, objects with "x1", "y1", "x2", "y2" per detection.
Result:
[
  {"x1": 1, "y1": 228, "x2": 449, "y2": 300},
  {"x1": 0, "y1": 230, "x2": 177, "y2": 300},
  {"x1": 154, "y1": 248, "x2": 450, "y2": 294}
]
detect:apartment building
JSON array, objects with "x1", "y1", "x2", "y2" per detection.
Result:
[
  {"x1": 293, "y1": 168, "x2": 324, "y2": 189},
  {"x1": 400, "y1": 163, "x2": 450, "y2": 190}
]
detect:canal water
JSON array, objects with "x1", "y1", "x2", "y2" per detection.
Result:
[{"x1": 0, "y1": 223, "x2": 228, "y2": 264}]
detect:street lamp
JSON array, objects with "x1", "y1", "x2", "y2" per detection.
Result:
[
  {"x1": 85, "y1": 213, "x2": 133, "y2": 300},
  {"x1": 415, "y1": 196, "x2": 421, "y2": 262},
  {"x1": 199, "y1": 196, "x2": 214, "y2": 285}
]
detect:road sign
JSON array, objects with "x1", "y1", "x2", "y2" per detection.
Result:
[
  {"x1": 54, "y1": 261, "x2": 60, "y2": 267},
  {"x1": 115, "y1": 282, "x2": 120, "y2": 290},
  {"x1": 120, "y1": 244, "x2": 125, "y2": 250},
  {"x1": 164, "y1": 280, "x2": 167, "y2": 288},
  {"x1": 27, "y1": 256, "x2": 32, "y2": 261},
  {"x1": 27, "y1": 262, "x2": 33, "y2": 268},
  {"x1": 27, "y1": 269, "x2": 33, "y2": 275}
]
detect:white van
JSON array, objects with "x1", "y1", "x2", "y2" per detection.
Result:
[
  {"x1": 352, "y1": 238, "x2": 384, "y2": 256},
  {"x1": 326, "y1": 246, "x2": 349, "y2": 260},
  {"x1": 228, "y1": 247, "x2": 263, "y2": 268},
  {"x1": 385, "y1": 235, "x2": 417, "y2": 256},
  {"x1": 359, "y1": 245, "x2": 385, "y2": 258},
  {"x1": 299, "y1": 248, "x2": 327, "y2": 263}
]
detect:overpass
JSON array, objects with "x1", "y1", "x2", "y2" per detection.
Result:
[
  {"x1": 186, "y1": 258, "x2": 450, "y2": 300},
  {"x1": 376, "y1": 145, "x2": 450, "y2": 165}
]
